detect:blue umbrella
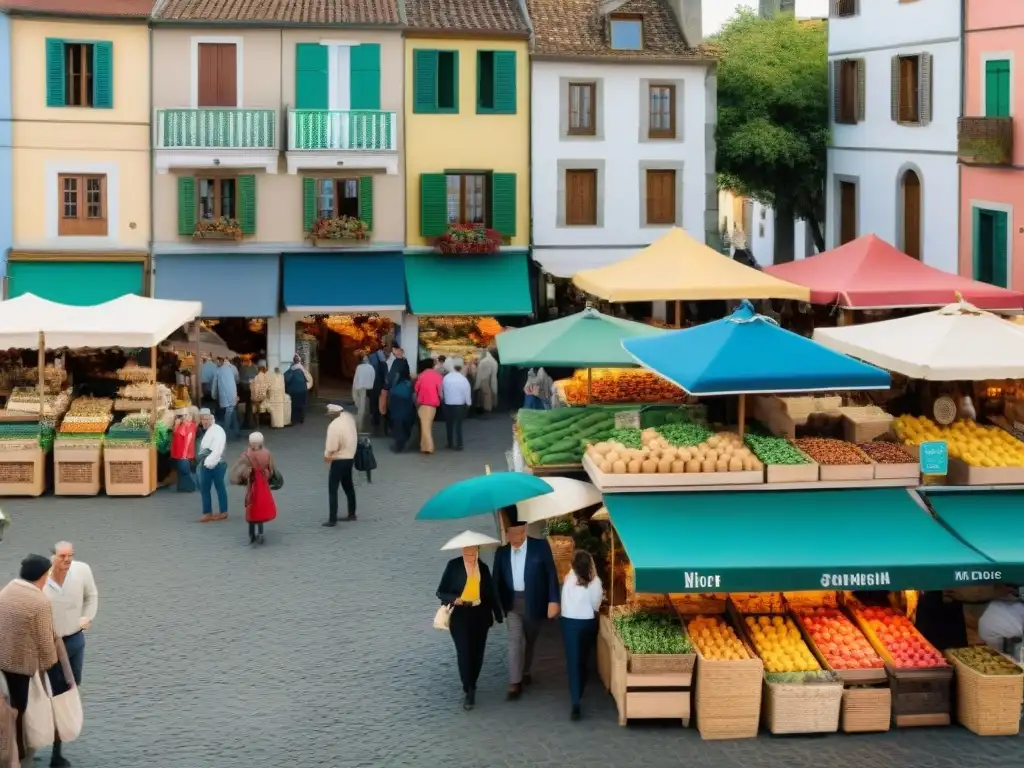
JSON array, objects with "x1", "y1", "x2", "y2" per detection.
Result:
[
  {"x1": 622, "y1": 300, "x2": 890, "y2": 396},
  {"x1": 416, "y1": 473, "x2": 554, "y2": 520}
]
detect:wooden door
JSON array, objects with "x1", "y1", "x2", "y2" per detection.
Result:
[
  {"x1": 198, "y1": 43, "x2": 237, "y2": 107},
  {"x1": 566, "y1": 170, "x2": 597, "y2": 225},
  {"x1": 902, "y1": 170, "x2": 921, "y2": 260},
  {"x1": 646, "y1": 170, "x2": 676, "y2": 225},
  {"x1": 839, "y1": 181, "x2": 856, "y2": 245}
]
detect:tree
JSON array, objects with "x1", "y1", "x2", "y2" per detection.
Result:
[{"x1": 714, "y1": 9, "x2": 829, "y2": 256}]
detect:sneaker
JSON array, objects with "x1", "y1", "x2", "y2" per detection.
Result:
[
  {"x1": 322, "y1": 521, "x2": 337, "y2": 528},
  {"x1": 343, "y1": 514, "x2": 357, "y2": 522},
  {"x1": 570, "y1": 705, "x2": 581, "y2": 721},
  {"x1": 463, "y1": 689, "x2": 475, "y2": 711}
]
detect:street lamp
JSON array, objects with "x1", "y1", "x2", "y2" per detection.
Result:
[{"x1": 0, "y1": 508, "x2": 9, "y2": 542}]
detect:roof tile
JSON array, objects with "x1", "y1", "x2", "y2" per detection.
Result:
[
  {"x1": 0, "y1": 0, "x2": 154, "y2": 17},
  {"x1": 404, "y1": 0, "x2": 529, "y2": 34},
  {"x1": 153, "y1": 0, "x2": 401, "y2": 25}
]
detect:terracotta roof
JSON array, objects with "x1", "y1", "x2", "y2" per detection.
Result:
[
  {"x1": 404, "y1": 0, "x2": 529, "y2": 34},
  {"x1": 153, "y1": 0, "x2": 401, "y2": 24},
  {"x1": 527, "y1": 0, "x2": 709, "y2": 60},
  {"x1": 0, "y1": 0, "x2": 154, "y2": 17}
]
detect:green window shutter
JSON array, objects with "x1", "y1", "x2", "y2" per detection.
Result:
[
  {"x1": 490, "y1": 172, "x2": 516, "y2": 237},
  {"x1": 45, "y1": 38, "x2": 66, "y2": 107},
  {"x1": 359, "y1": 176, "x2": 374, "y2": 230},
  {"x1": 177, "y1": 177, "x2": 196, "y2": 236},
  {"x1": 420, "y1": 173, "x2": 448, "y2": 237},
  {"x1": 993, "y1": 210, "x2": 1009, "y2": 288},
  {"x1": 302, "y1": 177, "x2": 317, "y2": 233},
  {"x1": 413, "y1": 49, "x2": 439, "y2": 113},
  {"x1": 295, "y1": 43, "x2": 329, "y2": 110},
  {"x1": 238, "y1": 174, "x2": 256, "y2": 235},
  {"x1": 92, "y1": 41, "x2": 113, "y2": 108},
  {"x1": 349, "y1": 44, "x2": 381, "y2": 111},
  {"x1": 986, "y1": 60, "x2": 1011, "y2": 117},
  {"x1": 492, "y1": 51, "x2": 517, "y2": 114}
]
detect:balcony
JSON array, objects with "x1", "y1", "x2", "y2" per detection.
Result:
[
  {"x1": 286, "y1": 110, "x2": 399, "y2": 175},
  {"x1": 154, "y1": 108, "x2": 279, "y2": 174},
  {"x1": 958, "y1": 116, "x2": 1014, "y2": 167}
]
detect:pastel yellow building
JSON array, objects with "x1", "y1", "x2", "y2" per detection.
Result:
[
  {"x1": 8, "y1": 1, "x2": 151, "y2": 304},
  {"x1": 402, "y1": 0, "x2": 533, "y2": 319}
]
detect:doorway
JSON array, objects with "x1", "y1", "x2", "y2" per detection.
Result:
[
  {"x1": 839, "y1": 180, "x2": 857, "y2": 245},
  {"x1": 900, "y1": 170, "x2": 921, "y2": 260},
  {"x1": 973, "y1": 207, "x2": 1009, "y2": 288}
]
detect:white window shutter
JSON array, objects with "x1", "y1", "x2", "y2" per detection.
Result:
[
  {"x1": 856, "y1": 59, "x2": 866, "y2": 121},
  {"x1": 918, "y1": 52, "x2": 933, "y2": 125},
  {"x1": 891, "y1": 55, "x2": 901, "y2": 122}
]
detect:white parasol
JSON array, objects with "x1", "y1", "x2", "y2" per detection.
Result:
[
  {"x1": 515, "y1": 476, "x2": 603, "y2": 524},
  {"x1": 440, "y1": 530, "x2": 502, "y2": 551}
]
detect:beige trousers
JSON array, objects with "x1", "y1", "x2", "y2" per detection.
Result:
[
  {"x1": 479, "y1": 382, "x2": 494, "y2": 412},
  {"x1": 418, "y1": 404, "x2": 436, "y2": 453},
  {"x1": 353, "y1": 388, "x2": 369, "y2": 432}
]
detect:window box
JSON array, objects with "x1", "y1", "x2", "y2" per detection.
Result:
[
  {"x1": 436, "y1": 225, "x2": 501, "y2": 255},
  {"x1": 309, "y1": 216, "x2": 371, "y2": 244},
  {"x1": 193, "y1": 217, "x2": 242, "y2": 241}
]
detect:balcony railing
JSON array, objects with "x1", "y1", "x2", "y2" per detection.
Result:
[
  {"x1": 288, "y1": 110, "x2": 397, "y2": 152},
  {"x1": 958, "y1": 116, "x2": 1013, "y2": 166},
  {"x1": 156, "y1": 108, "x2": 277, "y2": 150}
]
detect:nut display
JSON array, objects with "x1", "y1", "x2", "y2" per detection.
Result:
[
  {"x1": 858, "y1": 441, "x2": 915, "y2": 464},
  {"x1": 793, "y1": 438, "x2": 869, "y2": 466},
  {"x1": 557, "y1": 368, "x2": 689, "y2": 406},
  {"x1": 948, "y1": 645, "x2": 1023, "y2": 676}
]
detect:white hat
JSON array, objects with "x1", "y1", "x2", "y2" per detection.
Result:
[
  {"x1": 249, "y1": 432, "x2": 264, "y2": 444},
  {"x1": 326, "y1": 404, "x2": 343, "y2": 413},
  {"x1": 198, "y1": 408, "x2": 212, "y2": 416},
  {"x1": 440, "y1": 530, "x2": 501, "y2": 551}
]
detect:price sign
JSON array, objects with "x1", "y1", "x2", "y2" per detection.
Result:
[
  {"x1": 919, "y1": 441, "x2": 948, "y2": 476},
  {"x1": 614, "y1": 410, "x2": 641, "y2": 430}
]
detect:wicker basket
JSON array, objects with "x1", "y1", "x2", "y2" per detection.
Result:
[
  {"x1": 841, "y1": 687, "x2": 892, "y2": 733},
  {"x1": 695, "y1": 655, "x2": 764, "y2": 739},
  {"x1": 610, "y1": 609, "x2": 696, "y2": 674},
  {"x1": 547, "y1": 535, "x2": 575, "y2": 583},
  {"x1": 947, "y1": 653, "x2": 1024, "y2": 735},
  {"x1": 762, "y1": 680, "x2": 843, "y2": 734}
]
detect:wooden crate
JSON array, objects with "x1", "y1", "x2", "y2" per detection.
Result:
[
  {"x1": 946, "y1": 458, "x2": 1024, "y2": 486},
  {"x1": 841, "y1": 410, "x2": 893, "y2": 444},
  {"x1": 817, "y1": 458, "x2": 875, "y2": 482},
  {"x1": 583, "y1": 454, "x2": 763, "y2": 491},
  {"x1": 104, "y1": 446, "x2": 153, "y2": 496},
  {"x1": 762, "y1": 679, "x2": 843, "y2": 734},
  {"x1": 0, "y1": 442, "x2": 47, "y2": 497},
  {"x1": 54, "y1": 444, "x2": 102, "y2": 496},
  {"x1": 764, "y1": 445, "x2": 819, "y2": 483},
  {"x1": 946, "y1": 650, "x2": 1024, "y2": 736},
  {"x1": 872, "y1": 460, "x2": 920, "y2": 480}
]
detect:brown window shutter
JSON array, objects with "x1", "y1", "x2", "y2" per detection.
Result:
[
  {"x1": 831, "y1": 61, "x2": 841, "y2": 123},
  {"x1": 890, "y1": 55, "x2": 901, "y2": 122},
  {"x1": 856, "y1": 59, "x2": 866, "y2": 121},
  {"x1": 918, "y1": 52, "x2": 933, "y2": 125}
]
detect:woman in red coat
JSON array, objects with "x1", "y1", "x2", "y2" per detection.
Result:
[
  {"x1": 234, "y1": 432, "x2": 278, "y2": 545},
  {"x1": 171, "y1": 407, "x2": 199, "y2": 492}
]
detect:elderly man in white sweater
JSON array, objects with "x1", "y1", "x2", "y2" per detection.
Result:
[
  {"x1": 197, "y1": 408, "x2": 229, "y2": 522},
  {"x1": 323, "y1": 404, "x2": 358, "y2": 527}
]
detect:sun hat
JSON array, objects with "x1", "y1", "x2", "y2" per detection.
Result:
[{"x1": 441, "y1": 530, "x2": 502, "y2": 551}]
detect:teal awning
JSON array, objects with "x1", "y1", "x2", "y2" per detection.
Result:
[
  {"x1": 7, "y1": 261, "x2": 144, "y2": 306},
  {"x1": 404, "y1": 252, "x2": 532, "y2": 315},
  {"x1": 606, "y1": 488, "x2": 997, "y2": 593},
  {"x1": 925, "y1": 490, "x2": 1024, "y2": 584}
]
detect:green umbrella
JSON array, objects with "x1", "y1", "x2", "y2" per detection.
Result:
[
  {"x1": 496, "y1": 308, "x2": 666, "y2": 368},
  {"x1": 416, "y1": 473, "x2": 554, "y2": 521}
]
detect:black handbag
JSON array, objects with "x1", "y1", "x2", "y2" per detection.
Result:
[{"x1": 354, "y1": 438, "x2": 377, "y2": 473}]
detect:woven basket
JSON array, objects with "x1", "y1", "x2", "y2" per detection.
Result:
[
  {"x1": 841, "y1": 687, "x2": 892, "y2": 733},
  {"x1": 547, "y1": 535, "x2": 574, "y2": 583},
  {"x1": 695, "y1": 655, "x2": 764, "y2": 739},
  {"x1": 948, "y1": 654, "x2": 1024, "y2": 735},
  {"x1": 762, "y1": 680, "x2": 843, "y2": 734}
]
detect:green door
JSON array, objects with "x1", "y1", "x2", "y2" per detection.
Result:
[
  {"x1": 7, "y1": 261, "x2": 145, "y2": 305},
  {"x1": 972, "y1": 207, "x2": 1009, "y2": 288},
  {"x1": 985, "y1": 60, "x2": 1011, "y2": 117}
]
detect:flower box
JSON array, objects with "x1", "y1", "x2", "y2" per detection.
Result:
[
  {"x1": 309, "y1": 216, "x2": 370, "y2": 244},
  {"x1": 193, "y1": 217, "x2": 242, "y2": 241},
  {"x1": 436, "y1": 225, "x2": 501, "y2": 255}
]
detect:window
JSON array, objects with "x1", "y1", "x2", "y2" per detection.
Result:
[
  {"x1": 568, "y1": 83, "x2": 596, "y2": 135},
  {"x1": 839, "y1": 180, "x2": 857, "y2": 245},
  {"x1": 565, "y1": 170, "x2": 597, "y2": 226},
  {"x1": 315, "y1": 179, "x2": 360, "y2": 219},
  {"x1": 197, "y1": 42, "x2": 238, "y2": 108},
  {"x1": 413, "y1": 49, "x2": 459, "y2": 113},
  {"x1": 648, "y1": 85, "x2": 675, "y2": 139},
  {"x1": 446, "y1": 174, "x2": 488, "y2": 226},
  {"x1": 45, "y1": 38, "x2": 112, "y2": 109},
  {"x1": 476, "y1": 50, "x2": 517, "y2": 114},
  {"x1": 645, "y1": 170, "x2": 676, "y2": 225},
  {"x1": 58, "y1": 174, "x2": 107, "y2": 236},
  {"x1": 64, "y1": 44, "x2": 94, "y2": 107},
  {"x1": 891, "y1": 53, "x2": 932, "y2": 125},
  {"x1": 898, "y1": 55, "x2": 919, "y2": 123},
  {"x1": 831, "y1": 0, "x2": 857, "y2": 17},
  {"x1": 985, "y1": 59, "x2": 1011, "y2": 118},
  {"x1": 197, "y1": 177, "x2": 237, "y2": 221},
  {"x1": 610, "y1": 15, "x2": 643, "y2": 51},
  {"x1": 834, "y1": 59, "x2": 863, "y2": 124}
]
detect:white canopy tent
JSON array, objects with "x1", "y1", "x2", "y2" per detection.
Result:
[{"x1": 813, "y1": 300, "x2": 1024, "y2": 380}]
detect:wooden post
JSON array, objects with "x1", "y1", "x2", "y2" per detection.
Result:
[
  {"x1": 609, "y1": 524, "x2": 616, "y2": 610},
  {"x1": 150, "y1": 346, "x2": 159, "y2": 492},
  {"x1": 838, "y1": 309, "x2": 854, "y2": 327},
  {"x1": 737, "y1": 393, "x2": 747, "y2": 438},
  {"x1": 674, "y1": 300, "x2": 683, "y2": 328},
  {"x1": 36, "y1": 331, "x2": 45, "y2": 422},
  {"x1": 587, "y1": 368, "x2": 593, "y2": 404},
  {"x1": 193, "y1": 319, "x2": 202, "y2": 405}
]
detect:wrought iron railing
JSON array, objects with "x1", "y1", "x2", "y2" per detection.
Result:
[
  {"x1": 155, "y1": 108, "x2": 277, "y2": 149},
  {"x1": 288, "y1": 110, "x2": 397, "y2": 151}
]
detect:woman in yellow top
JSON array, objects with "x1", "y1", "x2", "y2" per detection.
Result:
[{"x1": 436, "y1": 532, "x2": 504, "y2": 710}]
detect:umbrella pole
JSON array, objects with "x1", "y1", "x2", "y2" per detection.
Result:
[
  {"x1": 609, "y1": 524, "x2": 616, "y2": 611},
  {"x1": 150, "y1": 345, "x2": 159, "y2": 493},
  {"x1": 37, "y1": 331, "x2": 45, "y2": 425},
  {"x1": 737, "y1": 393, "x2": 746, "y2": 438},
  {"x1": 587, "y1": 368, "x2": 593, "y2": 404},
  {"x1": 194, "y1": 319, "x2": 202, "y2": 405}
]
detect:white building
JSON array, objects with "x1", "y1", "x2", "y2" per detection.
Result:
[
  {"x1": 826, "y1": 0, "x2": 962, "y2": 274},
  {"x1": 526, "y1": 0, "x2": 716, "y2": 291}
]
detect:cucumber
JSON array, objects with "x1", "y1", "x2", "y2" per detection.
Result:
[{"x1": 538, "y1": 451, "x2": 581, "y2": 465}]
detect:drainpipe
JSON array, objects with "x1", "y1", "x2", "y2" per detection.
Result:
[
  {"x1": 957, "y1": 0, "x2": 965, "y2": 275},
  {"x1": 148, "y1": 23, "x2": 155, "y2": 297}
]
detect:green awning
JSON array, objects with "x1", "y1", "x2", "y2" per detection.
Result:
[
  {"x1": 925, "y1": 490, "x2": 1024, "y2": 584},
  {"x1": 7, "y1": 261, "x2": 144, "y2": 306},
  {"x1": 404, "y1": 252, "x2": 532, "y2": 315},
  {"x1": 606, "y1": 488, "x2": 998, "y2": 593}
]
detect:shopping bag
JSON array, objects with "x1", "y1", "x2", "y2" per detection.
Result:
[
  {"x1": 24, "y1": 673, "x2": 54, "y2": 750},
  {"x1": 354, "y1": 440, "x2": 377, "y2": 473},
  {"x1": 52, "y1": 686, "x2": 83, "y2": 743},
  {"x1": 433, "y1": 604, "x2": 453, "y2": 631}
]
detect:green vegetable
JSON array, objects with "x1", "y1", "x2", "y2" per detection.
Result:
[
  {"x1": 608, "y1": 428, "x2": 642, "y2": 448},
  {"x1": 744, "y1": 433, "x2": 809, "y2": 465},
  {"x1": 614, "y1": 611, "x2": 693, "y2": 655},
  {"x1": 657, "y1": 423, "x2": 713, "y2": 446},
  {"x1": 537, "y1": 451, "x2": 581, "y2": 466}
]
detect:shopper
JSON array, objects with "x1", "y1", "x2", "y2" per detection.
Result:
[
  {"x1": 197, "y1": 408, "x2": 229, "y2": 522},
  {"x1": 323, "y1": 404, "x2": 357, "y2": 527},
  {"x1": 248, "y1": 360, "x2": 272, "y2": 428},
  {"x1": 474, "y1": 349, "x2": 499, "y2": 414},
  {"x1": 45, "y1": 542, "x2": 99, "y2": 766},
  {"x1": 171, "y1": 407, "x2": 199, "y2": 492},
  {"x1": 232, "y1": 432, "x2": 277, "y2": 545},
  {"x1": 414, "y1": 359, "x2": 443, "y2": 454},
  {"x1": 387, "y1": 366, "x2": 416, "y2": 453},
  {"x1": 442, "y1": 361, "x2": 472, "y2": 450},
  {"x1": 284, "y1": 355, "x2": 313, "y2": 425},
  {"x1": 385, "y1": 346, "x2": 411, "y2": 391},
  {"x1": 0, "y1": 555, "x2": 59, "y2": 764},
  {"x1": 352, "y1": 355, "x2": 376, "y2": 433},
  {"x1": 211, "y1": 356, "x2": 239, "y2": 440},
  {"x1": 560, "y1": 551, "x2": 602, "y2": 721},
  {"x1": 200, "y1": 356, "x2": 217, "y2": 405}
]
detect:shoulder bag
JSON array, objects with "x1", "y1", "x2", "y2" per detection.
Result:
[
  {"x1": 269, "y1": 464, "x2": 284, "y2": 491},
  {"x1": 24, "y1": 673, "x2": 54, "y2": 750},
  {"x1": 433, "y1": 604, "x2": 453, "y2": 631},
  {"x1": 354, "y1": 438, "x2": 377, "y2": 473}
]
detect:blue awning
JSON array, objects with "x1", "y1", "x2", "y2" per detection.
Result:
[
  {"x1": 282, "y1": 251, "x2": 406, "y2": 312},
  {"x1": 155, "y1": 253, "x2": 279, "y2": 317}
]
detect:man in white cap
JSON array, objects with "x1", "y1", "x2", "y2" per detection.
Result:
[
  {"x1": 323, "y1": 404, "x2": 358, "y2": 526},
  {"x1": 196, "y1": 408, "x2": 229, "y2": 522}
]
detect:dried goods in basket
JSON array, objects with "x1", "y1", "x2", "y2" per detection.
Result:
[{"x1": 945, "y1": 646, "x2": 1023, "y2": 736}]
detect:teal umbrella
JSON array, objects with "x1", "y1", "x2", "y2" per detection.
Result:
[{"x1": 416, "y1": 473, "x2": 554, "y2": 520}]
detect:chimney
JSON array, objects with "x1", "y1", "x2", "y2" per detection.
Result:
[{"x1": 668, "y1": 0, "x2": 702, "y2": 48}]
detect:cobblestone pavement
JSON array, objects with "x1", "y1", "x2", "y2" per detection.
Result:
[{"x1": 0, "y1": 411, "x2": 1020, "y2": 768}]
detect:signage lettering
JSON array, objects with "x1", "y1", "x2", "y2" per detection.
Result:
[
  {"x1": 819, "y1": 571, "x2": 891, "y2": 589},
  {"x1": 684, "y1": 571, "x2": 722, "y2": 590},
  {"x1": 954, "y1": 570, "x2": 1001, "y2": 582}
]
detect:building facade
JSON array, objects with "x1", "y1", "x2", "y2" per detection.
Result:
[
  {"x1": 528, "y1": 0, "x2": 716, "y2": 289},
  {"x1": 959, "y1": 0, "x2": 1024, "y2": 291},
  {"x1": 826, "y1": 0, "x2": 962, "y2": 275},
  {"x1": 7, "y1": 1, "x2": 152, "y2": 303},
  {"x1": 0, "y1": 10, "x2": 11, "y2": 275},
  {"x1": 150, "y1": 0, "x2": 405, "y2": 370}
]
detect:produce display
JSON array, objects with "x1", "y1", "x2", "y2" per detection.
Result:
[
  {"x1": 105, "y1": 421, "x2": 152, "y2": 448},
  {"x1": 798, "y1": 608, "x2": 885, "y2": 670},
  {"x1": 518, "y1": 407, "x2": 615, "y2": 466},
  {"x1": 765, "y1": 670, "x2": 841, "y2": 685},
  {"x1": 793, "y1": 438, "x2": 869, "y2": 465},
  {"x1": 732, "y1": 593, "x2": 786, "y2": 614},
  {"x1": 744, "y1": 433, "x2": 811, "y2": 465},
  {"x1": 6, "y1": 388, "x2": 71, "y2": 417},
  {"x1": 854, "y1": 605, "x2": 948, "y2": 668},
  {"x1": 557, "y1": 368, "x2": 689, "y2": 406},
  {"x1": 613, "y1": 610, "x2": 693, "y2": 655},
  {"x1": 0, "y1": 419, "x2": 53, "y2": 452},
  {"x1": 687, "y1": 615, "x2": 751, "y2": 660},
  {"x1": 947, "y1": 646, "x2": 1023, "y2": 676},
  {"x1": 894, "y1": 415, "x2": 1024, "y2": 467},
  {"x1": 858, "y1": 441, "x2": 916, "y2": 464},
  {"x1": 744, "y1": 615, "x2": 821, "y2": 673},
  {"x1": 59, "y1": 397, "x2": 113, "y2": 434},
  {"x1": 115, "y1": 382, "x2": 173, "y2": 412},
  {"x1": 587, "y1": 428, "x2": 762, "y2": 474},
  {"x1": 657, "y1": 423, "x2": 713, "y2": 446}
]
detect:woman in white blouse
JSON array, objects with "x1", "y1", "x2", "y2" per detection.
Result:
[{"x1": 560, "y1": 550, "x2": 603, "y2": 721}]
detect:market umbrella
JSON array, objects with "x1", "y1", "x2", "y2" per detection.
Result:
[
  {"x1": 416, "y1": 472, "x2": 554, "y2": 520},
  {"x1": 813, "y1": 298, "x2": 1024, "y2": 380},
  {"x1": 514, "y1": 477, "x2": 603, "y2": 524},
  {"x1": 764, "y1": 234, "x2": 1024, "y2": 310},
  {"x1": 440, "y1": 530, "x2": 502, "y2": 550}
]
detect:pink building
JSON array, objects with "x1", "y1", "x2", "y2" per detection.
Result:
[{"x1": 959, "y1": 0, "x2": 1024, "y2": 291}]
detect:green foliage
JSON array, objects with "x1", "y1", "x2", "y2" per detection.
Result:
[
  {"x1": 714, "y1": 9, "x2": 829, "y2": 249},
  {"x1": 614, "y1": 611, "x2": 693, "y2": 655}
]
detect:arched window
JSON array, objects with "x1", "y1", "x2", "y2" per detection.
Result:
[{"x1": 900, "y1": 170, "x2": 922, "y2": 260}]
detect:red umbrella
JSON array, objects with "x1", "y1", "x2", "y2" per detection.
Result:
[{"x1": 764, "y1": 234, "x2": 1024, "y2": 310}]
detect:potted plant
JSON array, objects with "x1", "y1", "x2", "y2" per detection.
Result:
[
  {"x1": 543, "y1": 516, "x2": 577, "y2": 582},
  {"x1": 193, "y1": 217, "x2": 242, "y2": 241},
  {"x1": 436, "y1": 224, "x2": 501, "y2": 254},
  {"x1": 309, "y1": 216, "x2": 371, "y2": 245}
]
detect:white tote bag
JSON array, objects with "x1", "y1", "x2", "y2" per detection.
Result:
[
  {"x1": 52, "y1": 686, "x2": 83, "y2": 743},
  {"x1": 23, "y1": 673, "x2": 54, "y2": 751},
  {"x1": 433, "y1": 604, "x2": 453, "y2": 631}
]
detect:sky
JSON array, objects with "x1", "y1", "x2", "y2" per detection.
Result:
[{"x1": 703, "y1": 0, "x2": 830, "y2": 35}]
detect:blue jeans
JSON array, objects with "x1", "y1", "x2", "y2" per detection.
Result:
[
  {"x1": 176, "y1": 458, "x2": 196, "y2": 492},
  {"x1": 48, "y1": 630, "x2": 85, "y2": 695},
  {"x1": 561, "y1": 617, "x2": 596, "y2": 707},
  {"x1": 199, "y1": 461, "x2": 228, "y2": 515},
  {"x1": 218, "y1": 406, "x2": 240, "y2": 440}
]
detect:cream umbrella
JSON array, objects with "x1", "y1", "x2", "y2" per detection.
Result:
[
  {"x1": 515, "y1": 476, "x2": 603, "y2": 524},
  {"x1": 440, "y1": 530, "x2": 502, "y2": 550}
]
